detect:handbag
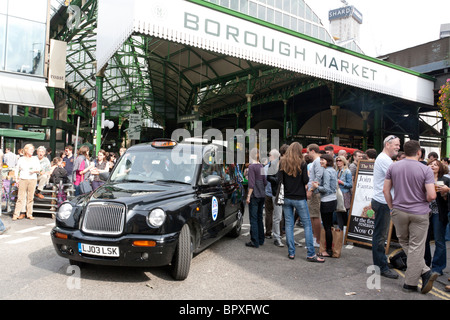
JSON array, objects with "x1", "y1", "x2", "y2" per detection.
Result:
[
  {"x1": 275, "y1": 171, "x2": 284, "y2": 206},
  {"x1": 343, "y1": 191, "x2": 352, "y2": 209},
  {"x1": 388, "y1": 248, "x2": 407, "y2": 270},
  {"x1": 79, "y1": 179, "x2": 92, "y2": 194},
  {"x1": 336, "y1": 185, "x2": 346, "y2": 212},
  {"x1": 79, "y1": 171, "x2": 92, "y2": 194}
]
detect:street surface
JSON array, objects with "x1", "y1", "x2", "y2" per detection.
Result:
[{"x1": 0, "y1": 206, "x2": 449, "y2": 304}]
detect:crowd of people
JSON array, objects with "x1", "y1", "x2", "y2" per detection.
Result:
[
  {"x1": 0, "y1": 137, "x2": 449, "y2": 294},
  {"x1": 0, "y1": 144, "x2": 126, "y2": 223},
  {"x1": 244, "y1": 137, "x2": 450, "y2": 294}
]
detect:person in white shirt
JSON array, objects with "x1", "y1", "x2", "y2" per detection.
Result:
[
  {"x1": 13, "y1": 144, "x2": 41, "y2": 220},
  {"x1": 35, "y1": 146, "x2": 51, "y2": 199},
  {"x1": 3, "y1": 147, "x2": 17, "y2": 168},
  {"x1": 371, "y1": 135, "x2": 400, "y2": 279}
]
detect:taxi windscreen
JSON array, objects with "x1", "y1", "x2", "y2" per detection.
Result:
[{"x1": 109, "y1": 149, "x2": 197, "y2": 184}]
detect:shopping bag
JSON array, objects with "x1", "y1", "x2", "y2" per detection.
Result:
[
  {"x1": 319, "y1": 228, "x2": 327, "y2": 253},
  {"x1": 336, "y1": 186, "x2": 346, "y2": 212},
  {"x1": 319, "y1": 227, "x2": 343, "y2": 258},
  {"x1": 275, "y1": 172, "x2": 284, "y2": 206},
  {"x1": 79, "y1": 179, "x2": 92, "y2": 194},
  {"x1": 275, "y1": 183, "x2": 284, "y2": 205},
  {"x1": 331, "y1": 227, "x2": 343, "y2": 258}
]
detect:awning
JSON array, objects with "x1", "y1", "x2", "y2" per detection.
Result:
[
  {"x1": 96, "y1": 0, "x2": 435, "y2": 107},
  {"x1": 0, "y1": 73, "x2": 54, "y2": 109},
  {"x1": 0, "y1": 128, "x2": 45, "y2": 140}
]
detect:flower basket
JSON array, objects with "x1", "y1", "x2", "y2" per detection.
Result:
[{"x1": 438, "y1": 79, "x2": 450, "y2": 123}]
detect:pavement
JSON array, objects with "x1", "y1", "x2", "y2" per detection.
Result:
[{"x1": 0, "y1": 205, "x2": 449, "y2": 302}]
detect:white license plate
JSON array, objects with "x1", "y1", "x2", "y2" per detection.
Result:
[{"x1": 78, "y1": 243, "x2": 119, "y2": 257}]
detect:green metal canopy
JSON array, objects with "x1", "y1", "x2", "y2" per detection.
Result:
[
  {"x1": 0, "y1": 128, "x2": 45, "y2": 140},
  {"x1": 49, "y1": 0, "x2": 439, "y2": 151}
]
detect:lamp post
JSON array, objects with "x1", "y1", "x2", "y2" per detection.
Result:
[
  {"x1": 95, "y1": 63, "x2": 108, "y2": 155},
  {"x1": 95, "y1": 75, "x2": 103, "y2": 155}
]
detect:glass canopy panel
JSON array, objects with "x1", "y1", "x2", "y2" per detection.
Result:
[{"x1": 202, "y1": 0, "x2": 336, "y2": 46}]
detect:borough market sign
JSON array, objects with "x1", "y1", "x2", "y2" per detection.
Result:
[{"x1": 97, "y1": 0, "x2": 434, "y2": 106}]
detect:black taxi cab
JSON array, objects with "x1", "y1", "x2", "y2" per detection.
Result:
[{"x1": 51, "y1": 139, "x2": 245, "y2": 280}]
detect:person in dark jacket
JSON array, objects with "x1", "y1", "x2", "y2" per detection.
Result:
[
  {"x1": 50, "y1": 157, "x2": 68, "y2": 185},
  {"x1": 278, "y1": 142, "x2": 324, "y2": 263},
  {"x1": 245, "y1": 148, "x2": 267, "y2": 248},
  {"x1": 425, "y1": 159, "x2": 448, "y2": 276}
]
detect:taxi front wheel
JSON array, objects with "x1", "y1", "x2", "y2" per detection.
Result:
[{"x1": 170, "y1": 224, "x2": 193, "y2": 280}]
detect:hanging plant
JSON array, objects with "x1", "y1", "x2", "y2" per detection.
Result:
[{"x1": 438, "y1": 79, "x2": 450, "y2": 123}]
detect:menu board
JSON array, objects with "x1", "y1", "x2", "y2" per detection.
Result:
[{"x1": 345, "y1": 160, "x2": 393, "y2": 252}]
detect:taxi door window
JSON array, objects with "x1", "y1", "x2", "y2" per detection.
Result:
[
  {"x1": 201, "y1": 151, "x2": 223, "y2": 184},
  {"x1": 223, "y1": 164, "x2": 236, "y2": 183}
]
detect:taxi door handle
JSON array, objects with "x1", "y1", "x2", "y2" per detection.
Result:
[{"x1": 219, "y1": 197, "x2": 225, "y2": 204}]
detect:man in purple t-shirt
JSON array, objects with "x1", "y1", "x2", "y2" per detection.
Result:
[{"x1": 383, "y1": 140, "x2": 438, "y2": 294}]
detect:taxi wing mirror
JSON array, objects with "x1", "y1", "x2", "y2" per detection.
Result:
[
  {"x1": 205, "y1": 175, "x2": 221, "y2": 186},
  {"x1": 99, "y1": 171, "x2": 110, "y2": 181}
]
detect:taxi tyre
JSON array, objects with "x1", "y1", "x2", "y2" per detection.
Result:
[
  {"x1": 171, "y1": 223, "x2": 193, "y2": 281},
  {"x1": 227, "y1": 204, "x2": 244, "y2": 238}
]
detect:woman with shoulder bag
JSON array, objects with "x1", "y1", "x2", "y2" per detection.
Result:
[
  {"x1": 91, "y1": 149, "x2": 109, "y2": 190},
  {"x1": 279, "y1": 142, "x2": 324, "y2": 263},
  {"x1": 73, "y1": 145, "x2": 93, "y2": 196},
  {"x1": 312, "y1": 154, "x2": 337, "y2": 258},
  {"x1": 336, "y1": 155, "x2": 353, "y2": 231}
]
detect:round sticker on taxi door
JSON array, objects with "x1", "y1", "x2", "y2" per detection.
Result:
[{"x1": 211, "y1": 196, "x2": 218, "y2": 221}]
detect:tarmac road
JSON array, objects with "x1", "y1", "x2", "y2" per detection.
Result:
[{"x1": 0, "y1": 205, "x2": 449, "y2": 305}]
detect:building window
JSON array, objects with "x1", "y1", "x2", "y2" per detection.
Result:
[
  {"x1": 249, "y1": 1, "x2": 257, "y2": 17},
  {"x1": 230, "y1": 0, "x2": 239, "y2": 11},
  {"x1": 5, "y1": 16, "x2": 46, "y2": 75},
  {"x1": 240, "y1": 0, "x2": 249, "y2": 14},
  {"x1": 257, "y1": 4, "x2": 266, "y2": 20},
  {"x1": 275, "y1": 10, "x2": 282, "y2": 25},
  {"x1": 0, "y1": 0, "x2": 48, "y2": 76},
  {"x1": 267, "y1": 8, "x2": 274, "y2": 23},
  {"x1": 0, "y1": 14, "x2": 6, "y2": 70}
]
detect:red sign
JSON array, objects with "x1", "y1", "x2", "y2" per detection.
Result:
[{"x1": 91, "y1": 101, "x2": 97, "y2": 117}]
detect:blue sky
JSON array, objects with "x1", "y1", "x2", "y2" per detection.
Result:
[{"x1": 307, "y1": 0, "x2": 450, "y2": 57}]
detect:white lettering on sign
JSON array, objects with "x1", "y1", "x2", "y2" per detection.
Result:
[
  {"x1": 184, "y1": 12, "x2": 376, "y2": 82},
  {"x1": 96, "y1": 0, "x2": 435, "y2": 105}
]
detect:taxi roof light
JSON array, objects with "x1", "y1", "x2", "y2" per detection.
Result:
[{"x1": 151, "y1": 139, "x2": 177, "y2": 148}]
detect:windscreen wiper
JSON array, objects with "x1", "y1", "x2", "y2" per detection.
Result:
[{"x1": 154, "y1": 179, "x2": 191, "y2": 185}]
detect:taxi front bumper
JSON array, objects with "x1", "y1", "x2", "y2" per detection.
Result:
[{"x1": 51, "y1": 227, "x2": 179, "y2": 267}]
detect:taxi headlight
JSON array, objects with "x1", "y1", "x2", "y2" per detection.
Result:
[
  {"x1": 147, "y1": 208, "x2": 166, "y2": 227},
  {"x1": 57, "y1": 203, "x2": 73, "y2": 220}
]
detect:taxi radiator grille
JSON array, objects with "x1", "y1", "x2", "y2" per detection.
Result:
[{"x1": 81, "y1": 203, "x2": 126, "y2": 236}]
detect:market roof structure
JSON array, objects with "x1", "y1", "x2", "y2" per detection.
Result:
[{"x1": 49, "y1": 0, "x2": 438, "y2": 149}]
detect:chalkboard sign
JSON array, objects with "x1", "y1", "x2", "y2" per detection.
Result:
[{"x1": 345, "y1": 160, "x2": 394, "y2": 253}]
